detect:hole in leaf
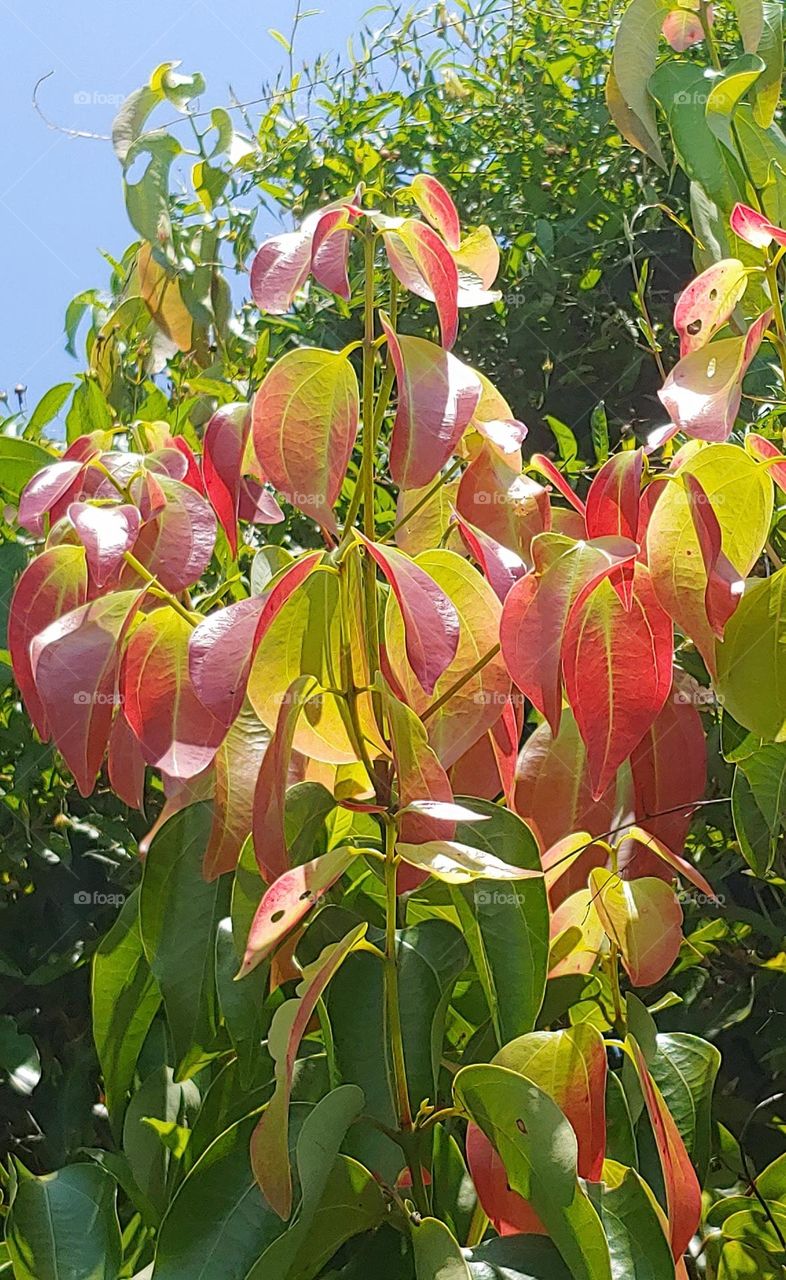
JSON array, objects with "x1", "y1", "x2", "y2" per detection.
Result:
[
  {"x1": 706, "y1": 358, "x2": 717, "y2": 379},
  {"x1": 299, "y1": 890, "x2": 313, "y2": 901},
  {"x1": 515, "y1": 1118, "x2": 527, "y2": 1134},
  {"x1": 687, "y1": 319, "x2": 702, "y2": 335},
  {"x1": 271, "y1": 909, "x2": 285, "y2": 923},
  {"x1": 709, "y1": 288, "x2": 718, "y2": 301}
]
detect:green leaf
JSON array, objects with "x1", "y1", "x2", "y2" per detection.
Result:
[
  {"x1": 6, "y1": 1162, "x2": 122, "y2": 1280},
  {"x1": 733, "y1": 742, "x2": 786, "y2": 875},
  {"x1": 609, "y1": 0, "x2": 669, "y2": 167},
  {"x1": 591, "y1": 402, "x2": 609, "y2": 464},
  {"x1": 140, "y1": 803, "x2": 230, "y2": 1077},
  {"x1": 716, "y1": 569, "x2": 786, "y2": 742},
  {"x1": 0, "y1": 1015, "x2": 40, "y2": 1096},
  {"x1": 123, "y1": 1066, "x2": 200, "y2": 1222},
  {"x1": 25, "y1": 383, "x2": 73, "y2": 437},
  {"x1": 730, "y1": 0, "x2": 765, "y2": 51},
  {"x1": 752, "y1": 1, "x2": 783, "y2": 127},
  {"x1": 152, "y1": 1112, "x2": 286, "y2": 1279},
  {"x1": 466, "y1": 1236, "x2": 571, "y2": 1278},
  {"x1": 215, "y1": 917, "x2": 271, "y2": 1086},
  {"x1": 65, "y1": 377, "x2": 113, "y2": 443},
  {"x1": 123, "y1": 134, "x2": 182, "y2": 249},
  {"x1": 0, "y1": 436, "x2": 52, "y2": 503},
  {"x1": 449, "y1": 799, "x2": 547, "y2": 1046},
  {"x1": 412, "y1": 1217, "x2": 471, "y2": 1280},
  {"x1": 92, "y1": 888, "x2": 161, "y2": 1132},
  {"x1": 454, "y1": 1064, "x2": 612, "y2": 1280},
  {"x1": 545, "y1": 415, "x2": 578, "y2": 466},
  {"x1": 586, "y1": 1162, "x2": 674, "y2": 1280},
  {"x1": 647, "y1": 1034, "x2": 720, "y2": 1184}
]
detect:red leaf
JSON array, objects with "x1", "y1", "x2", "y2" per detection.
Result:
[
  {"x1": 310, "y1": 207, "x2": 354, "y2": 299},
  {"x1": 384, "y1": 680, "x2": 455, "y2": 892},
  {"x1": 202, "y1": 403, "x2": 251, "y2": 557},
  {"x1": 238, "y1": 477, "x2": 285, "y2": 525},
  {"x1": 31, "y1": 591, "x2": 143, "y2": 796},
  {"x1": 500, "y1": 533, "x2": 639, "y2": 735},
  {"x1": 252, "y1": 675, "x2": 318, "y2": 883},
  {"x1": 673, "y1": 259, "x2": 747, "y2": 356},
  {"x1": 530, "y1": 454, "x2": 586, "y2": 516},
  {"x1": 457, "y1": 446, "x2": 550, "y2": 566},
  {"x1": 108, "y1": 710, "x2": 146, "y2": 810},
  {"x1": 683, "y1": 474, "x2": 744, "y2": 638},
  {"x1": 562, "y1": 564, "x2": 673, "y2": 798},
  {"x1": 747, "y1": 431, "x2": 786, "y2": 492},
  {"x1": 626, "y1": 693, "x2": 707, "y2": 874},
  {"x1": 18, "y1": 460, "x2": 84, "y2": 535},
  {"x1": 631, "y1": 1041, "x2": 702, "y2": 1259},
  {"x1": 8, "y1": 545, "x2": 88, "y2": 738},
  {"x1": 127, "y1": 477, "x2": 217, "y2": 592},
  {"x1": 68, "y1": 502, "x2": 141, "y2": 588},
  {"x1": 171, "y1": 436, "x2": 206, "y2": 494},
  {"x1": 189, "y1": 552, "x2": 322, "y2": 726},
  {"x1": 121, "y1": 606, "x2": 226, "y2": 779},
  {"x1": 252, "y1": 347, "x2": 359, "y2": 534},
  {"x1": 381, "y1": 314, "x2": 481, "y2": 490},
  {"x1": 730, "y1": 201, "x2": 786, "y2": 249},
  {"x1": 585, "y1": 450, "x2": 643, "y2": 541},
  {"x1": 513, "y1": 710, "x2": 617, "y2": 855},
  {"x1": 454, "y1": 511, "x2": 527, "y2": 602},
  {"x1": 410, "y1": 174, "x2": 461, "y2": 250},
  {"x1": 357, "y1": 535, "x2": 459, "y2": 695},
  {"x1": 383, "y1": 219, "x2": 460, "y2": 348},
  {"x1": 250, "y1": 228, "x2": 312, "y2": 312}
]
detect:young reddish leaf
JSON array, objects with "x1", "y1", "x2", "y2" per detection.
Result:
[
  {"x1": 746, "y1": 431, "x2": 786, "y2": 491},
  {"x1": 30, "y1": 590, "x2": 143, "y2": 796},
  {"x1": 189, "y1": 551, "x2": 322, "y2": 727},
  {"x1": 18, "y1": 460, "x2": 85, "y2": 534},
  {"x1": 500, "y1": 533, "x2": 639, "y2": 736},
  {"x1": 658, "y1": 310, "x2": 772, "y2": 442},
  {"x1": 249, "y1": 924, "x2": 367, "y2": 1218},
  {"x1": 513, "y1": 711, "x2": 617, "y2": 854},
  {"x1": 397, "y1": 839, "x2": 542, "y2": 883},
  {"x1": 68, "y1": 502, "x2": 141, "y2": 587},
  {"x1": 310, "y1": 206, "x2": 355, "y2": 299},
  {"x1": 121, "y1": 606, "x2": 226, "y2": 779},
  {"x1": 171, "y1": 435, "x2": 206, "y2": 494},
  {"x1": 238, "y1": 477, "x2": 285, "y2": 526},
  {"x1": 239, "y1": 845, "x2": 355, "y2": 978},
  {"x1": 549, "y1": 888, "x2": 605, "y2": 978},
  {"x1": 252, "y1": 675, "x2": 319, "y2": 883},
  {"x1": 730, "y1": 201, "x2": 786, "y2": 249},
  {"x1": 529, "y1": 454, "x2": 586, "y2": 517},
  {"x1": 8, "y1": 545, "x2": 88, "y2": 738},
  {"x1": 469, "y1": 371, "x2": 526, "y2": 455},
  {"x1": 662, "y1": 7, "x2": 705, "y2": 50},
  {"x1": 590, "y1": 868, "x2": 683, "y2": 986},
  {"x1": 380, "y1": 314, "x2": 481, "y2": 490},
  {"x1": 203, "y1": 704, "x2": 270, "y2": 881},
  {"x1": 384, "y1": 679, "x2": 454, "y2": 844},
  {"x1": 627, "y1": 694, "x2": 707, "y2": 871},
  {"x1": 202, "y1": 403, "x2": 251, "y2": 557},
  {"x1": 543, "y1": 832, "x2": 611, "y2": 910},
  {"x1": 252, "y1": 347, "x2": 359, "y2": 534},
  {"x1": 562, "y1": 565, "x2": 673, "y2": 798},
  {"x1": 128, "y1": 476, "x2": 217, "y2": 592},
  {"x1": 107, "y1": 709, "x2": 146, "y2": 810},
  {"x1": 630, "y1": 1041, "x2": 702, "y2": 1260},
  {"x1": 358, "y1": 535, "x2": 459, "y2": 694},
  {"x1": 410, "y1": 174, "x2": 461, "y2": 250},
  {"x1": 621, "y1": 825, "x2": 718, "y2": 901},
  {"x1": 585, "y1": 451, "x2": 643, "y2": 541},
  {"x1": 673, "y1": 259, "x2": 747, "y2": 356},
  {"x1": 384, "y1": 550, "x2": 509, "y2": 767},
  {"x1": 382, "y1": 219, "x2": 460, "y2": 348},
  {"x1": 457, "y1": 446, "x2": 550, "y2": 566},
  {"x1": 455, "y1": 512, "x2": 527, "y2": 602},
  {"x1": 250, "y1": 227, "x2": 312, "y2": 312},
  {"x1": 682, "y1": 473, "x2": 744, "y2": 638},
  {"x1": 489, "y1": 694, "x2": 522, "y2": 805},
  {"x1": 465, "y1": 1124, "x2": 543, "y2": 1237}
]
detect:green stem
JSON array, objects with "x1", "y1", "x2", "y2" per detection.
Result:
[
  {"x1": 422, "y1": 643, "x2": 501, "y2": 722},
  {"x1": 383, "y1": 458, "x2": 463, "y2": 544},
  {"x1": 765, "y1": 260, "x2": 786, "y2": 369},
  {"x1": 384, "y1": 817, "x2": 413, "y2": 1133},
  {"x1": 123, "y1": 552, "x2": 197, "y2": 626},
  {"x1": 608, "y1": 943, "x2": 625, "y2": 1035}
]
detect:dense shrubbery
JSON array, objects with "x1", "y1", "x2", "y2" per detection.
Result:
[{"x1": 1, "y1": 3, "x2": 786, "y2": 1278}]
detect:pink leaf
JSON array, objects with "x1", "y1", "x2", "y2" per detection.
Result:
[
  {"x1": 252, "y1": 675, "x2": 319, "y2": 883},
  {"x1": 410, "y1": 174, "x2": 461, "y2": 250},
  {"x1": 673, "y1": 259, "x2": 747, "y2": 356},
  {"x1": 381, "y1": 314, "x2": 481, "y2": 490},
  {"x1": 204, "y1": 704, "x2": 270, "y2": 881},
  {"x1": 658, "y1": 310, "x2": 772, "y2": 442},
  {"x1": 310, "y1": 207, "x2": 355, "y2": 299},
  {"x1": 529, "y1": 453, "x2": 586, "y2": 516},
  {"x1": 383, "y1": 219, "x2": 460, "y2": 348},
  {"x1": 18, "y1": 461, "x2": 84, "y2": 535},
  {"x1": 202, "y1": 403, "x2": 251, "y2": 557},
  {"x1": 108, "y1": 710, "x2": 146, "y2": 810},
  {"x1": 455, "y1": 511, "x2": 527, "y2": 602},
  {"x1": 68, "y1": 503, "x2": 141, "y2": 588},
  {"x1": 730, "y1": 201, "x2": 786, "y2": 249},
  {"x1": 746, "y1": 431, "x2": 786, "y2": 491},
  {"x1": 127, "y1": 477, "x2": 217, "y2": 591},
  {"x1": 625, "y1": 693, "x2": 707, "y2": 874},
  {"x1": 250, "y1": 228, "x2": 312, "y2": 312},
  {"x1": 662, "y1": 7, "x2": 705, "y2": 50},
  {"x1": 31, "y1": 591, "x2": 143, "y2": 796},
  {"x1": 238, "y1": 477, "x2": 285, "y2": 525},
  {"x1": 457, "y1": 446, "x2": 551, "y2": 566},
  {"x1": 357, "y1": 534, "x2": 460, "y2": 695}
]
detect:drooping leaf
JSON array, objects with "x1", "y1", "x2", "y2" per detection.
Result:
[
  {"x1": 648, "y1": 1033, "x2": 721, "y2": 1184},
  {"x1": 31, "y1": 590, "x2": 142, "y2": 796},
  {"x1": 513, "y1": 711, "x2": 617, "y2": 854},
  {"x1": 252, "y1": 347, "x2": 359, "y2": 534},
  {"x1": 8, "y1": 544, "x2": 87, "y2": 737},
  {"x1": 458, "y1": 446, "x2": 550, "y2": 566},
  {"x1": 201, "y1": 403, "x2": 251, "y2": 557},
  {"x1": 412, "y1": 1218, "x2": 470, "y2": 1280},
  {"x1": 455, "y1": 512, "x2": 528, "y2": 602},
  {"x1": 252, "y1": 675, "x2": 319, "y2": 883},
  {"x1": 129, "y1": 476, "x2": 217, "y2": 592},
  {"x1": 627, "y1": 695, "x2": 707, "y2": 867},
  {"x1": 204, "y1": 703, "x2": 270, "y2": 880},
  {"x1": 410, "y1": 174, "x2": 461, "y2": 250},
  {"x1": 17, "y1": 459, "x2": 85, "y2": 534},
  {"x1": 383, "y1": 218, "x2": 460, "y2": 348},
  {"x1": 249, "y1": 924, "x2": 367, "y2": 1218},
  {"x1": 122, "y1": 606, "x2": 226, "y2": 779},
  {"x1": 68, "y1": 501, "x2": 141, "y2": 587},
  {"x1": 658, "y1": 310, "x2": 772, "y2": 442},
  {"x1": 562, "y1": 566, "x2": 673, "y2": 797},
  {"x1": 662, "y1": 7, "x2": 705, "y2": 49},
  {"x1": 590, "y1": 869, "x2": 683, "y2": 986},
  {"x1": 381, "y1": 315, "x2": 481, "y2": 490},
  {"x1": 608, "y1": 0, "x2": 669, "y2": 166},
  {"x1": 730, "y1": 200, "x2": 786, "y2": 247}
]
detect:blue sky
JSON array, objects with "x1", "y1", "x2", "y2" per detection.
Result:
[{"x1": 1, "y1": 0, "x2": 378, "y2": 412}]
